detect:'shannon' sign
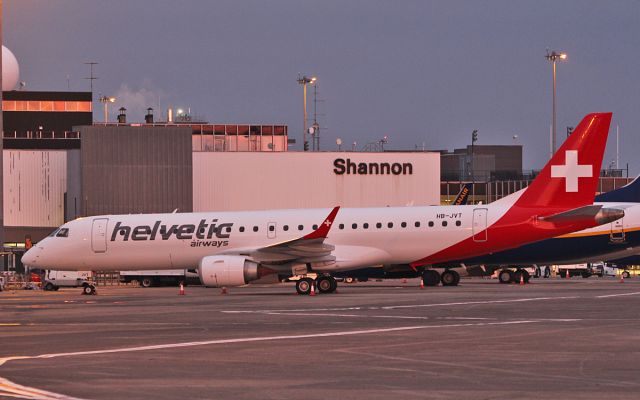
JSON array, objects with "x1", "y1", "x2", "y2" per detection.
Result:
[{"x1": 333, "y1": 158, "x2": 413, "y2": 175}]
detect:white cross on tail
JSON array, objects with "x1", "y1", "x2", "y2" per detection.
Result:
[{"x1": 550, "y1": 150, "x2": 593, "y2": 192}]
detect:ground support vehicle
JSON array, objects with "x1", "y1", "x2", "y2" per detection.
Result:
[{"x1": 43, "y1": 270, "x2": 95, "y2": 294}]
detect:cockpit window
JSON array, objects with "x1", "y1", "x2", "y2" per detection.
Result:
[
  {"x1": 56, "y1": 228, "x2": 69, "y2": 238},
  {"x1": 48, "y1": 228, "x2": 60, "y2": 237}
]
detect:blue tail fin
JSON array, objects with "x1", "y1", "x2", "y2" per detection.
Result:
[{"x1": 596, "y1": 176, "x2": 640, "y2": 202}]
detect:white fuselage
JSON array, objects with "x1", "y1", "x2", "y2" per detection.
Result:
[{"x1": 24, "y1": 204, "x2": 507, "y2": 272}]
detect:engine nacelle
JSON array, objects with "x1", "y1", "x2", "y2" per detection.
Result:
[{"x1": 198, "y1": 255, "x2": 261, "y2": 287}]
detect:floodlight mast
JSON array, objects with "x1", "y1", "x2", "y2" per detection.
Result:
[
  {"x1": 545, "y1": 50, "x2": 567, "y2": 160},
  {"x1": 297, "y1": 75, "x2": 316, "y2": 151}
]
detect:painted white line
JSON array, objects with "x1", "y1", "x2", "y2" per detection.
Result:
[
  {"x1": 381, "y1": 296, "x2": 580, "y2": 309},
  {"x1": 0, "y1": 377, "x2": 85, "y2": 400},
  {"x1": 596, "y1": 291, "x2": 640, "y2": 299},
  {"x1": 0, "y1": 320, "x2": 539, "y2": 369}
]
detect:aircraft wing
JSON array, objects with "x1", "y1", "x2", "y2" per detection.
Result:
[{"x1": 249, "y1": 206, "x2": 340, "y2": 263}]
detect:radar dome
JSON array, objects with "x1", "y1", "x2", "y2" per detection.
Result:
[{"x1": 2, "y1": 46, "x2": 20, "y2": 91}]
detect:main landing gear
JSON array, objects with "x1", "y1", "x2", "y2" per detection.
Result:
[
  {"x1": 421, "y1": 269, "x2": 460, "y2": 287},
  {"x1": 295, "y1": 275, "x2": 338, "y2": 295},
  {"x1": 498, "y1": 268, "x2": 530, "y2": 284}
]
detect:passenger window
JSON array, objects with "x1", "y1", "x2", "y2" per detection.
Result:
[
  {"x1": 363, "y1": 223, "x2": 369, "y2": 229},
  {"x1": 269, "y1": 225, "x2": 275, "y2": 232},
  {"x1": 428, "y1": 221, "x2": 434, "y2": 227},
  {"x1": 401, "y1": 222, "x2": 407, "y2": 228},
  {"x1": 56, "y1": 228, "x2": 69, "y2": 238},
  {"x1": 239, "y1": 226, "x2": 245, "y2": 232},
  {"x1": 226, "y1": 226, "x2": 231, "y2": 233},
  {"x1": 298, "y1": 225, "x2": 304, "y2": 231},
  {"x1": 415, "y1": 221, "x2": 420, "y2": 227},
  {"x1": 376, "y1": 223, "x2": 382, "y2": 229},
  {"x1": 283, "y1": 225, "x2": 289, "y2": 231},
  {"x1": 388, "y1": 222, "x2": 394, "y2": 228},
  {"x1": 352, "y1": 223, "x2": 358, "y2": 229},
  {"x1": 442, "y1": 221, "x2": 448, "y2": 227},
  {"x1": 455, "y1": 220, "x2": 461, "y2": 227},
  {"x1": 313, "y1": 224, "x2": 318, "y2": 230},
  {"x1": 339, "y1": 224, "x2": 345, "y2": 229},
  {"x1": 253, "y1": 226, "x2": 259, "y2": 232}
]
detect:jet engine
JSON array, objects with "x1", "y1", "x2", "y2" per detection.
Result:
[{"x1": 198, "y1": 255, "x2": 265, "y2": 287}]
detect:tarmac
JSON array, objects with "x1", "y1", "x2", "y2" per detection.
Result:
[{"x1": 1, "y1": 277, "x2": 640, "y2": 400}]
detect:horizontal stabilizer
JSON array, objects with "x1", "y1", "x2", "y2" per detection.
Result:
[{"x1": 539, "y1": 205, "x2": 624, "y2": 225}]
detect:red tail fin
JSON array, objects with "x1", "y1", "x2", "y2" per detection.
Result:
[{"x1": 515, "y1": 113, "x2": 612, "y2": 209}]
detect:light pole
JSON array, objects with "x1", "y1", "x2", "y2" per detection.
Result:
[
  {"x1": 99, "y1": 95, "x2": 115, "y2": 124},
  {"x1": 297, "y1": 75, "x2": 316, "y2": 151},
  {"x1": 545, "y1": 50, "x2": 567, "y2": 159}
]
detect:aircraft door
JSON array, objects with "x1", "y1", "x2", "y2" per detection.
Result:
[
  {"x1": 610, "y1": 218, "x2": 625, "y2": 242},
  {"x1": 472, "y1": 208, "x2": 488, "y2": 242},
  {"x1": 92, "y1": 218, "x2": 109, "y2": 253},
  {"x1": 267, "y1": 222, "x2": 277, "y2": 239}
]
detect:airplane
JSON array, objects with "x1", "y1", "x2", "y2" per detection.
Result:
[{"x1": 22, "y1": 113, "x2": 621, "y2": 295}]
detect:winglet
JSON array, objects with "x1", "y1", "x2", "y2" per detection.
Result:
[{"x1": 303, "y1": 206, "x2": 340, "y2": 240}]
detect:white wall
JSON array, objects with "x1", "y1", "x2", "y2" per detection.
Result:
[
  {"x1": 193, "y1": 152, "x2": 440, "y2": 211},
  {"x1": 3, "y1": 150, "x2": 67, "y2": 227}
]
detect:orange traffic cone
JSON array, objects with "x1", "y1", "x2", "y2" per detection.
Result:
[
  {"x1": 420, "y1": 279, "x2": 424, "y2": 289},
  {"x1": 565, "y1": 269, "x2": 570, "y2": 279},
  {"x1": 220, "y1": 286, "x2": 228, "y2": 295},
  {"x1": 520, "y1": 273, "x2": 525, "y2": 286},
  {"x1": 309, "y1": 282, "x2": 316, "y2": 296},
  {"x1": 179, "y1": 282, "x2": 185, "y2": 295}
]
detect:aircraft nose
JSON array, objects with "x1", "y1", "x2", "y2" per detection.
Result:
[{"x1": 22, "y1": 247, "x2": 39, "y2": 266}]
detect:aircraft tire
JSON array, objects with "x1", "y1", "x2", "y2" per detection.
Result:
[
  {"x1": 141, "y1": 278, "x2": 154, "y2": 288},
  {"x1": 498, "y1": 269, "x2": 513, "y2": 284},
  {"x1": 295, "y1": 278, "x2": 312, "y2": 295},
  {"x1": 316, "y1": 276, "x2": 336, "y2": 294},
  {"x1": 422, "y1": 270, "x2": 440, "y2": 286},
  {"x1": 441, "y1": 270, "x2": 459, "y2": 286}
]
